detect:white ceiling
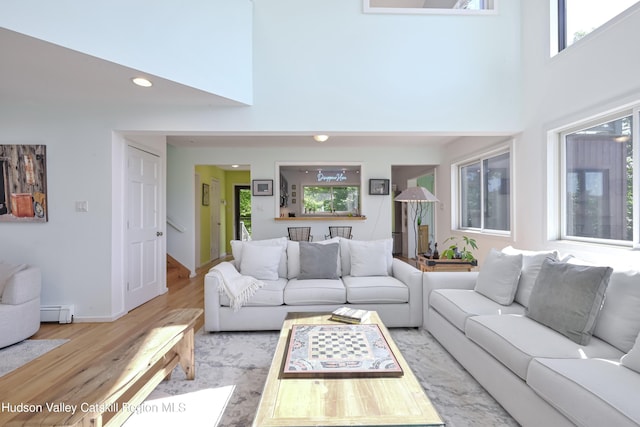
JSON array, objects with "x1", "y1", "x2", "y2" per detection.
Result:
[
  {"x1": 0, "y1": 28, "x2": 239, "y2": 107},
  {"x1": 1, "y1": 28, "x2": 510, "y2": 150}
]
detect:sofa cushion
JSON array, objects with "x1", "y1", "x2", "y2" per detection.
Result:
[
  {"x1": 298, "y1": 242, "x2": 340, "y2": 280},
  {"x1": 340, "y1": 238, "x2": 392, "y2": 277},
  {"x1": 474, "y1": 248, "x2": 522, "y2": 305},
  {"x1": 0, "y1": 262, "x2": 27, "y2": 299},
  {"x1": 430, "y1": 289, "x2": 525, "y2": 332},
  {"x1": 284, "y1": 278, "x2": 346, "y2": 305},
  {"x1": 349, "y1": 239, "x2": 389, "y2": 277},
  {"x1": 287, "y1": 238, "x2": 341, "y2": 279},
  {"x1": 621, "y1": 333, "x2": 640, "y2": 374},
  {"x1": 501, "y1": 246, "x2": 558, "y2": 307},
  {"x1": 528, "y1": 358, "x2": 640, "y2": 427},
  {"x1": 342, "y1": 276, "x2": 408, "y2": 303},
  {"x1": 594, "y1": 270, "x2": 640, "y2": 353},
  {"x1": 239, "y1": 244, "x2": 282, "y2": 280},
  {"x1": 231, "y1": 238, "x2": 288, "y2": 278},
  {"x1": 220, "y1": 278, "x2": 287, "y2": 307},
  {"x1": 527, "y1": 258, "x2": 612, "y2": 345},
  {"x1": 465, "y1": 314, "x2": 623, "y2": 380}
]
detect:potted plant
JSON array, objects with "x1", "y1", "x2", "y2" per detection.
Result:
[{"x1": 441, "y1": 235, "x2": 478, "y2": 264}]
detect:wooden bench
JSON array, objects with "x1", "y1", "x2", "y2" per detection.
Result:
[{"x1": 7, "y1": 308, "x2": 202, "y2": 427}]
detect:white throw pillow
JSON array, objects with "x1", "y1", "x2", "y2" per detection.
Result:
[
  {"x1": 501, "y1": 246, "x2": 558, "y2": 307},
  {"x1": 340, "y1": 238, "x2": 393, "y2": 276},
  {"x1": 231, "y1": 237, "x2": 287, "y2": 278},
  {"x1": 239, "y1": 244, "x2": 282, "y2": 281},
  {"x1": 474, "y1": 248, "x2": 523, "y2": 305},
  {"x1": 621, "y1": 333, "x2": 640, "y2": 374},
  {"x1": 594, "y1": 270, "x2": 640, "y2": 353},
  {"x1": 349, "y1": 240, "x2": 390, "y2": 277},
  {"x1": 0, "y1": 262, "x2": 27, "y2": 297}
]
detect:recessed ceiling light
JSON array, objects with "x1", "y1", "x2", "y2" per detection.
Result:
[
  {"x1": 231, "y1": 164, "x2": 239, "y2": 168},
  {"x1": 313, "y1": 134, "x2": 329, "y2": 142},
  {"x1": 132, "y1": 77, "x2": 153, "y2": 87}
]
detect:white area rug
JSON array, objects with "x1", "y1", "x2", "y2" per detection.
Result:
[
  {"x1": 138, "y1": 328, "x2": 519, "y2": 427},
  {"x1": 0, "y1": 339, "x2": 69, "y2": 377}
]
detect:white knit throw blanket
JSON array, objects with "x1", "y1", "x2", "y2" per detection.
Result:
[{"x1": 210, "y1": 261, "x2": 264, "y2": 311}]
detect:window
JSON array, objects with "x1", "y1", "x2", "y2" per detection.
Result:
[
  {"x1": 457, "y1": 150, "x2": 511, "y2": 232},
  {"x1": 364, "y1": 0, "x2": 496, "y2": 15},
  {"x1": 557, "y1": 0, "x2": 639, "y2": 51},
  {"x1": 278, "y1": 164, "x2": 362, "y2": 217},
  {"x1": 303, "y1": 186, "x2": 360, "y2": 215},
  {"x1": 561, "y1": 114, "x2": 633, "y2": 244}
]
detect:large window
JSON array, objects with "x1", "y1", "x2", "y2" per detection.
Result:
[
  {"x1": 561, "y1": 114, "x2": 633, "y2": 244},
  {"x1": 303, "y1": 186, "x2": 360, "y2": 215},
  {"x1": 457, "y1": 150, "x2": 511, "y2": 233},
  {"x1": 557, "y1": 0, "x2": 639, "y2": 51}
]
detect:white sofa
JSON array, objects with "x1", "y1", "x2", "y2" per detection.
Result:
[
  {"x1": 204, "y1": 237, "x2": 423, "y2": 331},
  {"x1": 0, "y1": 263, "x2": 41, "y2": 348},
  {"x1": 424, "y1": 247, "x2": 640, "y2": 427}
]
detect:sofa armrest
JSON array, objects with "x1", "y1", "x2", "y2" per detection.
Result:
[
  {"x1": 423, "y1": 271, "x2": 478, "y2": 297},
  {"x1": 391, "y1": 258, "x2": 423, "y2": 326},
  {"x1": 204, "y1": 269, "x2": 222, "y2": 331},
  {"x1": 423, "y1": 271, "x2": 478, "y2": 291},
  {"x1": 2, "y1": 266, "x2": 41, "y2": 305}
]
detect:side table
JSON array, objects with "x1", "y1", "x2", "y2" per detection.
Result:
[{"x1": 417, "y1": 256, "x2": 477, "y2": 272}]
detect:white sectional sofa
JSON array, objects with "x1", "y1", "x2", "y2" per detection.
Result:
[
  {"x1": 0, "y1": 263, "x2": 41, "y2": 348},
  {"x1": 204, "y1": 237, "x2": 423, "y2": 331},
  {"x1": 424, "y1": 247, "x2": 640, "y2": 427}
]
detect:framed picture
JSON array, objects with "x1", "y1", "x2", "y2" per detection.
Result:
[
  {"x1": 253, "y1": 179, "x2": 273, "y2": 196},
  {"x1": 369, "y1": 179, "x2": 390, "y2": 195},
  {"x1": 0, "y1": 144, "x2": 48, "y2": 222},
  {"x1": 202, "y1": 183, "x2": 210, "y2": 206}
]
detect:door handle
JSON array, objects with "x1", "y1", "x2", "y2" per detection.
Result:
[{"x1": 156, "y1": 231, "x2": 164, "y2": 237}]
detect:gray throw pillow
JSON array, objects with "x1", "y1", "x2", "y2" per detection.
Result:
[
  {"x1": 474, "y1": 248, "x2": 523, "y2": 305},
  {"x1": 298, "y1": 242, "x2": 340, "y2": 280},
  {"x1": 526, "y1": 258, "x2": 612, "y2": 345}
]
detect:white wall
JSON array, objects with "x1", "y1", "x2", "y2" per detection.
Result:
[
  {"x1": 0, "y1": 0, "x2": 523, "y2": 320},
  {"x1": 167, "y1": 145, "x2": 445, "y2": 273},
  {"x1": 249, "y1": 0, "x2": 522, "y2": 132},
  {"x1": 0, "y1": 0, "x2": 253, "y2": 104},
  {"x1": 435, "y1": 3, "x2": 640, "y2": 269}
]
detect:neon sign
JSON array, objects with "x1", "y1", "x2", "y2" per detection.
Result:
[{"x1": 317, "y1": 171, "x2": 347, "y2": 182}]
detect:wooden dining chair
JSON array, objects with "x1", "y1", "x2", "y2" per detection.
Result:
[{"x1": 288, "y1": 227, "x2": 312, "y2": 242}]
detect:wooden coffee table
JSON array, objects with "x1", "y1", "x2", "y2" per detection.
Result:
[{"x1": 252, "y1": 312, "x2": 444, "y2": 426}]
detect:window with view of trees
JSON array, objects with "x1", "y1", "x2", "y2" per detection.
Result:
[
  {"x1": 557, "y1": 0, "x2": 639, "y2": 52},
  {"x1": 562, "y1": 115, "x2": 633, "y2": 243},
  {"x1": 458, "y1": 150, "x2": 511, "y2": 232},
  {"x1": 303, "y1": 186, "x2": 359, "y2": 215}
]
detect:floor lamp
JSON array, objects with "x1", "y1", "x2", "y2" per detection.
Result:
[{"x1": 394, "y1": 186, "x2": 439, "y2": 261}]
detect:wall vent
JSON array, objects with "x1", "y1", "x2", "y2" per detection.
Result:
[{"x1": 40, "y1": 305, "x2": 74, "y2": 324}]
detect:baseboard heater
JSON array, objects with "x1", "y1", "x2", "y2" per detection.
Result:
[{"x1": 40, "y1": 305, "x2": 74, "y2": 324}]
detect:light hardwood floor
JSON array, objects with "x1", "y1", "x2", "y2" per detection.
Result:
[{"x1": 31, "y1": 258, "x2": 222, "y2": 341}]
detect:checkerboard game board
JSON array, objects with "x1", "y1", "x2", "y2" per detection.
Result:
[{"x1": 283, "y1": 324, "x2": 403, "y2": 378}]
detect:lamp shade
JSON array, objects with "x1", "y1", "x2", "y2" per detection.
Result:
[{"x1": 394, "y1": 186, "x2": 439, "y2": 203}]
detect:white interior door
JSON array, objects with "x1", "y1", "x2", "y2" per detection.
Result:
[
  {"x1": 126, "y1": 146, "x2": 162, "y2": 311},
  {"x1": 210, "y1": 178, "x2": 221, "y2": 260}
]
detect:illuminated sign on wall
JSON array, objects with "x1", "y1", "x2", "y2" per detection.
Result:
[{"x1": 317, "y1": 171, "x2": 347, "y2": 183}]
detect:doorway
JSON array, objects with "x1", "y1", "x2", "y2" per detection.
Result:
[{"x1": 234, "y1": 185, "x2": 251, "y2": 240}]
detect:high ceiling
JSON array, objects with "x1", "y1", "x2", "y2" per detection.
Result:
[{"x1": 1, "y1": 28, "x2": 509, "y2": 150}]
